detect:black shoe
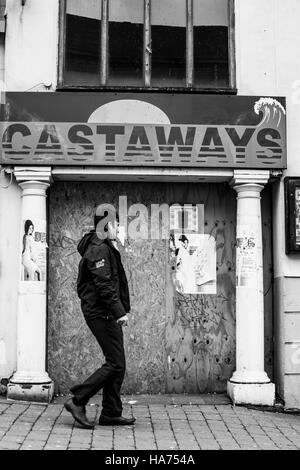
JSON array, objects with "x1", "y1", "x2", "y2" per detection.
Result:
[
  {"x1": 98, "y1": 414, "x2": 136, "y2": 426},
  {"x1": 64, "y1": 398, "x2": 94, "y2": 429}
]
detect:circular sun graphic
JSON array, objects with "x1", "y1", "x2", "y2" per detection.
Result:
[{"x1": 88, "y1": 99, "x2": 171, "y2": 125}]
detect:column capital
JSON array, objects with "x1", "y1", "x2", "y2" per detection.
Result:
[
  {"x1": 234, "y1": 183, "x2": 264, "y2": 198},
  {"x1": 14, "y1": 166, "x2": 53, "y2": 184},
  {"x1": 19, "y1": 180, "x2": 50, "y2": 197},
  {"x1": 230, "y1": 170, "x2": 270, "y2": 187}
]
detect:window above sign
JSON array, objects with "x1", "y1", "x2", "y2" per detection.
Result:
[
  {"x1": 0, "y1": 0, "x2": 6, "y2": 33},
  {"x1": 59, "y1": 0, "x2": 236, "y2": 91}
]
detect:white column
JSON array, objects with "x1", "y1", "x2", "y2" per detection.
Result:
[
  {"x1": 7, "y1": 167, "x2": 54, "y2": 403},
  {"x1": 227, "y1": 170, "x2": 275, "y2": 406}
]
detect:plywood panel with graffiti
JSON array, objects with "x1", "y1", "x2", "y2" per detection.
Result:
[
  {"x1": 48, "y1": 181, "x2": 273, "y2": 394},
  {"x1": 164, "y1": 183, "x2": 236, "y2": 392}
]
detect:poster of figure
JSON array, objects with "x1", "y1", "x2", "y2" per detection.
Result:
[
  {"x1": 170, "y1": 233, "x2": 216, "y2": 294},
  {"x1": 295, "y1": 189, "x2": 300, "y2": 246},
  {"x1": 21, "y1": 219, "x2": 47, "y2": 282}
]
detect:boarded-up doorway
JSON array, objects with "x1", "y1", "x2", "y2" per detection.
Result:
[{"x1": 48, "y1": 181, "x2": 273, "y2": 394}]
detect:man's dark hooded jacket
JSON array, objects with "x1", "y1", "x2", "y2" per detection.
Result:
[{"x1": 77, "y1": 231, "x2": 130, "y2": 320}]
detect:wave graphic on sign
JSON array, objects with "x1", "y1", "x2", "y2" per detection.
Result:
[{"x1": 254, "y1": 97, "x2": 286, "y2": 129}]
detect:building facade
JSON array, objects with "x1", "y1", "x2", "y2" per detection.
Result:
[{"x1": 0, "y1": 0, "x2": 299, "y2": 409}]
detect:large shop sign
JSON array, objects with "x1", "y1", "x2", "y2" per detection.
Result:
[{"x1": 0, "y1": 93, "x2": 286, "y2": 168}]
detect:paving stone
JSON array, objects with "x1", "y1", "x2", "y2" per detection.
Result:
[
  {"x1": 47, "y1": 438, "x2": 70, "y2": 444},
  {"x1": 7, "y1": 429, "x2": 31, "y2": 436},
  {"x1": 135, "y1": 445, "x2": 157, "y2": 450},
  {"x1": 68, "y1": 443, "x2": 91, "y2": 449},
  {"x1": 220, "y1": 445, "x2": 241, "y2": 450},
  {"x1": 239, "y1": 445, "x2": 261, "y2": 450},
  {"x1": 200, "y1": 444, "x2": 220, "y2": 450},
  {"x1": 21, "y1": 444, "x2": 45, "y2": 450},
  {"x1": 178, "y1": 444, "x2": 200, "y2": 450},
  {"x1": 0, "y1": 442, "x2": 22, "y2": 450},
  {"x1": 44, "y1": 445, "x2": 68, "y2": 450},
  {"x1": 93, "y1": 433, "x2": 114, "y2": 439},
  {"x1": 69, "y1": 438, "x2": 92, "y2": 444},
  {"x1": 0, "y1": 397, "x2": 300, "y2": 451},
  {"x1": 1, "y1": 436, "x2": 25, "y2": 444},
  {"x1": 92, "y1": 444, "x2": 114, "y2": 450}
]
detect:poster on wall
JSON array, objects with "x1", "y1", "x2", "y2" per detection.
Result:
[
  {"x1": 170, "y1": 233, "x2": 216, "y2": 295},
  {"x1": 236, "y1": 229, "x2": 257, "y2": 287},
  {"x1": 295, "y1": 188, "x2": 300, "y2": 246},
  {"x1": 21, "y1": 219, "x2": 47, "y2": 282}
]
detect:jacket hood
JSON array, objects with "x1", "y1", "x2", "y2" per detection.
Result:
[{"x1": 77, "y1": 231, "x2": 104, "y2": 256}]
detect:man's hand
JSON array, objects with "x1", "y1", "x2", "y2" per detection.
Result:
[{"x1": 116, "y1": 314, "x2": 128, "y2": 327}]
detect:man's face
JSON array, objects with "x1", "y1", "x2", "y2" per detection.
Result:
[
  {"x1": 107, "y1": 219, "x2": 119, "y2": 240},
  {"x1": 179, "y1": 239, "x2": 188, "y2": 249}
]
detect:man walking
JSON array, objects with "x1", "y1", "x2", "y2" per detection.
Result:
[{"x1": 64, "y1": 209, "x2": 135, "y2": 428}]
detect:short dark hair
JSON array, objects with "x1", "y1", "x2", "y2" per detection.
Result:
[
  {"x1": 179, "y1": 234, "x2": 188, "y2": 244},
  {"x1": 24, "y1": 219, "x2": 34, "y2": 235}
]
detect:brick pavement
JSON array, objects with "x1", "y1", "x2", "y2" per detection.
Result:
[{"x1": 0, "y1": 395, "x2": 300, "y2": 450}]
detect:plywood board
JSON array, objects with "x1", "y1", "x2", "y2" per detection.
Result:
[
  {"x1": 165, "y1": 183, "x2": 236, "y2": 392},
  {"x1": 48, "y1": 181, "x2": 273, "y2": 394},
  {"x1": 48, "y1": 182, "x2": 168, "y2": 394}
]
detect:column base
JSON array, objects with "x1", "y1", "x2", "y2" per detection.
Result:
[
  {"x1": 7, "y1": 381, "x2": 54, "y2": 403},
  {"x1": 227, "y1": 380, "x2": 275, "y2": 406}
]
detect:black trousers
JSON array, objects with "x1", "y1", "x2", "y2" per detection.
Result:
[{"x1": 70, "y1": 316, "x2": 125, "y2": 417}]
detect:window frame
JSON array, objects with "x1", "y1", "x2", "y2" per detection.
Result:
[{"x1": 58, "y1": 0, "x2": 236, "y2": 93}]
